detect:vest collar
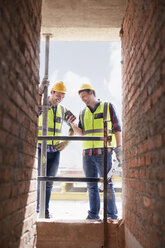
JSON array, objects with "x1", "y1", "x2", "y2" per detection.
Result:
[{"x1": 87, "y1": 100, "x2": 101, "y2": 113}]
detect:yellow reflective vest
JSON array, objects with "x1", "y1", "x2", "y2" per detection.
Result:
[
  {"x1": 80, "y1": 102, "x2": 116, "y2": 149},
  {"x1": 38, "y1": 104, "x2": 66, "y2": 145}
]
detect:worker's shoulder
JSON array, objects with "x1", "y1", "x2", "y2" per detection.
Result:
[
  {"x1": 102, "y1": 101, "x2": 112, "y2": 105},
  {"x1": 103, "y1": 101, "x2": 114, "y2": 108},
  {"x1": 58, "y1": 104, "x2": 66, "y2": 110},
  {"x1": 80, "y1": 106, "x2": 87, "y2": 114}
]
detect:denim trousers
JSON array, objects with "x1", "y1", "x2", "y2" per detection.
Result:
[
  {"x1": 83, "y1": 152, "x2": 118, "y2": 219},
  {"x1": 37, "y1": 148, "x2": 60, "y2": 215}
]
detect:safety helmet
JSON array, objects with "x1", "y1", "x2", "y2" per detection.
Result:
[
  {"x1": 78, "y1": 83, "x2": 95, "y2": 94},
  {"x1": 51, "y1": 81, "x2": 67, "y2": 93}
]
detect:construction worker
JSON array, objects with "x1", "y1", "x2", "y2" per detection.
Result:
[
  {"x1": 37, "y1": 81, "x2": 74, "y2": 218},
  {"x1": 68, "y1": 83, "x2": 122, "y2": 220}
]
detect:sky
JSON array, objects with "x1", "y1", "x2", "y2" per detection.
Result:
[{"x1": 40, "y1": 41, "x2": 122, "y2": 172}]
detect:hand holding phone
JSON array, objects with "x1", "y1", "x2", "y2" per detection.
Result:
[{"x1": 65, "y1": 110, "x2": 76, "y2": 122}]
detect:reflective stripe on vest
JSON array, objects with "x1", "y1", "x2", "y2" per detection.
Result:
[
  {"x1": 38, "y1": 104, "x2": 65, "y2": 145},
  {"x1": 80, "y1": 102, "x2": 116, "y2": 149}
]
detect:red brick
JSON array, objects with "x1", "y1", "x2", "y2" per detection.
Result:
[
  {"x1": 144, "y1": 98, "x2": 152, "y2": 113},
  {"x1": 152, "y1": 85, "x2": 165, "y2": 106},
  {"x1": 145, "y1": 154, "x2": 152, "y2": 165},
  {"x1": 143, "y1": 196, "x2": 155, "y2": 210},
  {"x1": 0, "y1": 184, "x2": 11, "y2": 200},
  {"x1": 162, "y1": 60, "x2": 165, "y2": 77},
  {"x1": 158, "y1": 183, "x2": 165, "y2": 198},
  {"x1": 137, "y1": 156, "x2": 145, "y2": 167},
  {"x1": 154, "y1": 134, "x2": 163, "y2": 148},
  {"x1": 146, "y1": 182, "x2": 158, "y2": 197},
  {"x1": 153, "y1": 212, "x2": 162, "y2": 227},
  {"x1": 2, "y1": 114, "x2": 12, "y2": 132},
  {"x1": 0, "y1": 168, "x2": 13, "y2": 182}
]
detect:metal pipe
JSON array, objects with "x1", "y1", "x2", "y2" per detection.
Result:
[
  {"x1": 38, "y1": 136, "x2": 105, "y2": 141},
  {"x1": 44, "y1": 35, "x2": 50, "y2": 80},
  {"x1": 103, "y1": 121, "x2": 108, "y2": 248},
  {"x1": 38, "y1": 176, "x2": 102, "y2": 183},
  {"x1": 39, "y1": 34, "x2": 51, "y2": 218},
  {"x1": 103, "y1": 121, "x2": 108, "y2": 223}
]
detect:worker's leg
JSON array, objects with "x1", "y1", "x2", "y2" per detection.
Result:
[
  {"x1": 97, "y1": 152, "x2": 118, "y2": 219},
  {"x1": 107, "y1": 152, "x2": 118, "y2": 219},
  {"x1": 45, "y1": 151, "x2": 60, "y2": 217},
  {"x1": 83, "y1": 155, "x2": 100, "y2": 219}
]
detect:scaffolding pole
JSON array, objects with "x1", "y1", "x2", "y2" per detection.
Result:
[
  {"x1": 103, "y1": 121, "x2": 108, "y2": 248},
  {"x1": 38, "y1": 136, "x2": 105, "y2": 141},
  {"x1": 39, "y1": 34, "x2": 51, "y2": 218},
  {"x1": 38, "y1": 176, "x2": 102, "y2": 183},
  {"x1": 103, "y1": 121, "x2": 108, "y2": 224}
]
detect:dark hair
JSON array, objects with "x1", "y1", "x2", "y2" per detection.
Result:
[{"x1": 79, "y1": 89, "x2": 96, "y2": 97}]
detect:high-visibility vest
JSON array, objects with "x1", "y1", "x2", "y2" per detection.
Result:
[
  {"x1": 38, "y1": 104, "x2": 66, "y2": 145},
  {"x1": 80, "y1": 102, "x2": 116, "y2": 149}
]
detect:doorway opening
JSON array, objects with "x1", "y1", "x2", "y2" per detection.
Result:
[{"x1": 39, "y1": 41, "x2": 122, "y2": 220}]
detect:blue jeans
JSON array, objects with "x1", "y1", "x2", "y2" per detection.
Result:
[
  {"x1": 83, "y1": 152, "x2": 118, "y2": 219},
  {"x1": 37, "y1": 148, "x2": 60, "y2": 215}
]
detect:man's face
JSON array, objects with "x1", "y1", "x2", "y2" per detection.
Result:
[
  {"x1": 79, "y1": 91, "x2": 91, "y2": 105},
  {"x1": 51, "y1": 91, "x2": 65, "y2": 104}
]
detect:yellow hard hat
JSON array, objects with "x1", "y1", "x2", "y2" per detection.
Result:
[
  {"x1": 78, "y1": 83, "x2": 95, "y2": 94},
  {"x1": 51, "y1": 81, "x2": 67, "y2": 93}
]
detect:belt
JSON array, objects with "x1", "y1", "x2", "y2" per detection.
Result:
[
  {"x1": 83, "y1": 148, "x2": 113, "y2": 156},
  {"x1": 38, "y1": 143, "x2": 58, "y2": 152}
]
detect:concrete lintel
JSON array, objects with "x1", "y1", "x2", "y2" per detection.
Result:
[
  {"x1": 41, "y1": 0, "x2": 127, "y2": 41},
  {"x1": 40, "y1": 27, "x2": 121, "y2": 41}
]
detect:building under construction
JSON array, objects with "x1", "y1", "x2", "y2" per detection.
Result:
[{"x1": 0, "y1": 0, "x2": 165, "y2": 247}]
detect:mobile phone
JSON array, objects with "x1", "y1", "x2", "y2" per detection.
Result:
[{"x1": 65, "y1": 110, "x2": 76, "y2": 121}]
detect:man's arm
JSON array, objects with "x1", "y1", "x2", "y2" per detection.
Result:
[
  {"x1": 70, "y1": 122, "x2": 83, "y2": 135},
  {"x1": 109, "y1": 103, "x2": 122, "y2": 147},
  {"x1": 115, "y1": 131, "x2": 121, "y2": 147},
  {"x1": 67, "y1": 115, "x2": 83, "y2": 136},
  {"x1": 38, "y1": 80, "x2": 48, "y2": 105},
  {"x1": 109, "y1": 103, "x2": 122, "y2": 164},
  {"x1": 109, "y1": 103, "x2": 121, "y2": 135},
  {"x1": 55, "y1": 110, "x2": 75, "y2": 152}
]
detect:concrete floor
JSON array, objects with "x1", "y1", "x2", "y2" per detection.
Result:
[{"x1": 49, "y1": 198, "x2": 122, "y2": 220}]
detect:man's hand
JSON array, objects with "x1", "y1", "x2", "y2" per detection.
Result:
[
  {"x1": 114, "y1": 146, "x2": 122, "y2": 166},
  {"x1": 55, "y1": 141, "x2": 69, "y2": 151},
  {"x1": 39, "y1": 80, "x2": 48, "y2": 95},
  {"x1": 107, "y1": 135, "x2": 112, "y2": 146},
  {"x1": 56, "y1": 128, "x2": 74, "y2": 151},
  {"x1": 67, "y1": 114, "x2": 76, "y2": 124}
]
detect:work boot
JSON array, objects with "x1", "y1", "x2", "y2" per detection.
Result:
[
  {"x1": 45, "y1": 212, "x2": 52, "y2": 219},
  {"x1": 86, "y1": 214, "x2": 93, "y2": 219},
  {"x1": 107, "y1": 217, "x2": 119, "y2": 223},
  {"x1": 86, "y1": 215, "x2": 101, "y2": 222}
]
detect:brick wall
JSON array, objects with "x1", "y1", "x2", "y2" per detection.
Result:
[
  {"x1": 0, "y1": 0, "x2": 42, "y2": 247},
  {"x1": 121, "y1": 1, "x2": 165, "y2": 248}
]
